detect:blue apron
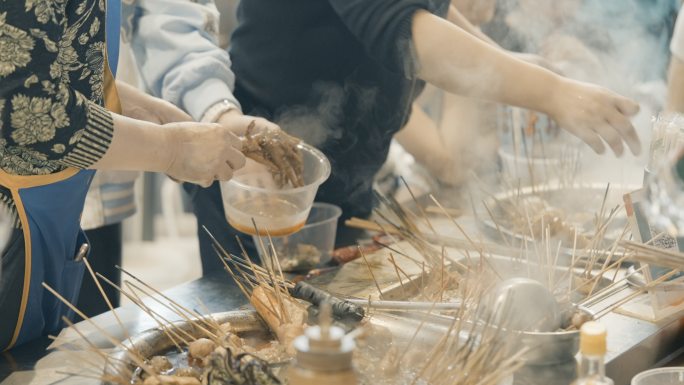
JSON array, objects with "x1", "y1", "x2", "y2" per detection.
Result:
[{"x1": 0, "y1": 0, "x2": 121, "y2": 350}]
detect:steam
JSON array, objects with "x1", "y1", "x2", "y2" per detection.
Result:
[
  {"x1": 274, "y1": 81, "x2": 376, "y2": 147},
  {"x1": 481, "y1": 0, "x2": 678, "y2": 186}
]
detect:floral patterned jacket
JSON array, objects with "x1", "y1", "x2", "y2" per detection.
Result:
[{"x1": 0, "y1": 0, "x2": 114, "y2": 221}]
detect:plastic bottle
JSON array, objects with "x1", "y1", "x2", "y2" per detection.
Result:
[{"x1": 571, "y1": 321, "x2": 614, "y2": 385}]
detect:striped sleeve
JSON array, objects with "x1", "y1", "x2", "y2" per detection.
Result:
[{"x1": 60, "y1": 102, "x2": 114, "y2": 169}]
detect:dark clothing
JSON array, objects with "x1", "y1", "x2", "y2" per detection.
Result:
[
  {"x1": 0, "y1": 228, "x2": 25, "y2": 348},
  {"x1": 183, "y1": 182, "x2": 257, "y2": 273},
  {"x1": 230, "y1": 0, "x2": 449, "y2": 220},
  {"x1": 190, "y1": 0, "x2": 449, "y2": 272},
  {"x1": 77, "y1": 223, "x2": 122, "y2": 318}
]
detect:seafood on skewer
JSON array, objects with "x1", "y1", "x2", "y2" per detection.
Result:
[
  {"x1": 250, "y1": 285, "x2": 308, "y2": 356},
  {"x1": 241, "y1": 120, "x2": 304, "y2": 188}
]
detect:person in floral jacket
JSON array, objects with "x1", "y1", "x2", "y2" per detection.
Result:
[{"x1": 0, "y1": 0, "x2": 247, "y2": 350}]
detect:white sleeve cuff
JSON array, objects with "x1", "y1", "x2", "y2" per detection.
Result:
[
  {"x1": 201, "y1": 99, "x2": 240, "y2": 123},
  {"x1": 181, "y1": 78, "x2": 242, "y2": 121}
]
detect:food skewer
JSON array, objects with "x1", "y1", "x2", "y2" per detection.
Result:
[{"x1": 621, "y1": 239, "x2": 684, "y2": 270}]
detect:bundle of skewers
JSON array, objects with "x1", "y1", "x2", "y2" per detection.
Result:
[
  {"x1": 43, "y1": 255, "x2": 286, "y2": 385},
  {"x1": 206, "y1": 226, "x2": 527, "y2": 385},
  {"x1": 37, "y1": 215, "x2": 529, "y2": 385},
  {"x1": 342, "y1": 184, "x2": 665, "y2": 338}
]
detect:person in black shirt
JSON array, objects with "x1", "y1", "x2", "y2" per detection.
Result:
[{"x1": 133, "y1": 0, "x2": 643, "y2": 270}]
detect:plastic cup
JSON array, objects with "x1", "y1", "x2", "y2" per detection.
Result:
[
  {"x1": 220, "y1": 142, "x2": 330, "y2": 236},
  {"x1": 632, "y1": 367, "x2": 684, "y2": 385},
  {"x1": 253, "y1": 202, "x2": 342, "y2": 272}
]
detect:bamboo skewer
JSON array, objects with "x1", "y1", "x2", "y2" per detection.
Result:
[
  {"x1": 95, "y1": 273, "x2": 199, "y2": 343},
  {"x1": 621, "y1": 240, "x2": 684, "y2": 270},
  {"x1": 82, "y1": 257, "x2": 131, "y2": 342},
  {"x1": 125, "y1": 284, "x2": 186, "y2": 351},
  {"x1": 359, "y1": 246, "x2": 384, "y2": 299},
  {"x1": 123, "y1": 281, "x2": 197, "y2": 346},
  {"x1": 41, "y1": 283, "x2": 156, "y2": 377},
  {"x1": 115, "y1": 265, "x2": 217, "y2": 334},
  {"x1": 593, "y1": 269, "x2": 680, "y2": 318}
]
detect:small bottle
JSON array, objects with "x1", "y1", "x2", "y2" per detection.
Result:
[
  {"x1": 572, "y1": 321, "x2": 613, "y2": 385},
  {"x1": 286, "y1": 303, "x2": 358, "y2": 385}
]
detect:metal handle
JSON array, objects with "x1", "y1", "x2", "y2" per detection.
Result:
[
  {"x1": 345, "y1": 298, "x2": 463, "y2": 311},
  {"x1": 74, "y1": 243, "x2": 89, "y2": 262}
]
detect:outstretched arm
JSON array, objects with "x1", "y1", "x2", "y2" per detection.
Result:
[
  {"x1": 411, "y1": 10, "x2": 641, "y2": 156},
  {"x1": 667, "y1": 12, "x2": 684, "y2": 113}
]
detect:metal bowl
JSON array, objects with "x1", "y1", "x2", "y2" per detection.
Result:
[
  {"x1": 477, "y1": 182, "x2": 634, "y2": 262},
  {"x1": 103, "y1": 310, "x2": 269, "y2": 385},
  {"x1": 516, "y1": 305, "x2": 595, "y2": 365}
]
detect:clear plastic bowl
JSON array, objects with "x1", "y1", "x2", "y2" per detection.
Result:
[
  {"x1": 632, "y1": 367, "x2": 684, "y2": 385},
  {"x1": 220, "y1": 142, "x2": 330, "y2": 236},
  {"x1": 253, "y1": 202, "x2": 342, "y2": 272}
]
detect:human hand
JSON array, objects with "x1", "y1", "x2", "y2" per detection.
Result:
[
  {"x1": 548, "y1": 78, "x2": 641, "y2": 157},
  {"x1": 216, "y1": 111, "x2": 304, "y2": 188},
  {"x1": 117, "y1": 81, "x2": 192, "y2": 124},
  {"x1": 164, "y1": 122, "x2": 245, "y2": 187}
]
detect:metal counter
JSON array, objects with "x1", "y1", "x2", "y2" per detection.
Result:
[{"x1": 1, "y1": 265, "x2": 683, "y2": 385}]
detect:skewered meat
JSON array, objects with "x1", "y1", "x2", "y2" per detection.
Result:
[
  {"x1": 149, "y1": 356, "x2": 173, "y2": 374},
  {"x1": 189, "y1": 338, "x2": 217, "y2": 361},
  {"x1": 241, "y1": 120, "x2": 304, "y2": 188},
  {"x1": 202, "y1": 347, "x2": 281, "y2": 385},
  {"x1": 250, "y1": 285, "x2": 307, "y2": 355}
]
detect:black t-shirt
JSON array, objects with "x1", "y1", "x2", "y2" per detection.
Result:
[{"x1": 230, "y1": 0, "x2": 449, "y2": 219}]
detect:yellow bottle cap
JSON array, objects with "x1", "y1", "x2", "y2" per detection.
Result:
[{"x1": 579, "y1": 321, "x2": 607, "y2": 356}]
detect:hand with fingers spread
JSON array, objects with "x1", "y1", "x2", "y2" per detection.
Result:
[
  {"x1": 164, "y1": 122, "x2": 245, "y2": 188},
  {"x1": 547, "y1": 78, "x2": 641, "y2": 157},
  {"x1": 215, "y1": 111, "x2": 304, "y2": 188}
]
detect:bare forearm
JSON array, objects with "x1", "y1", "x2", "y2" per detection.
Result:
[
  {"x1": 446, "y1": 5, "x2": 497, "y2": 46},
  {"x1": 90, "y1": 114, "x2": 173, "y2": 172},
  {"x1": 667, "y1": 56, "x2": 684, "y2": 113},
  {"x1": 412, "y1": 10, "x2": 559, "y2": 115},
  {"x1": 395, "y1": 104, "x2": 450, "y2": 167}
]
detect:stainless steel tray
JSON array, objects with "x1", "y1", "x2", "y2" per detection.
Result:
[
  {"x1": 103, "y1": 310, "x2": 268, "y2": 384},
  {"x1": 369, "y1": 255, "x2": 603, "y2": 365},
  {"x1": 477, "y1": 183, "x2": 633, "y2": 261}
]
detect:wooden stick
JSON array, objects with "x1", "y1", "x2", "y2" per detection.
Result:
[
  {"x1": 82, "y1": 257, "x2": 131, "y2": 341},
  {"x1": 345, "y1": 217, "x2": 400, "y2": 234},
  {"x1": 54, "y1": 320, "x2": 124, "y2": 379},
  {"x1": 230, "y1": 242, "x2": 286, "y2": 325},
  {"x1": 214, "y1": 246, "x2": 255, "y2": 297},
  {"x1": 115, "y1": 265, "x2": 215, "y2": 332},
  {"x1": 387, "y1": 253, "x2": 407, "y2": 297},
  {"x1": 399, "y1": 176, "x2": 437, "y2": 235},
  {"x1": 426, "y1": 205, "x2": 462, "y2": 217},
  {"x1": 481, "y1": 200, "x2": 512, "y2": 248},
  {"x1": 594, "y1": 269, "x2": 680, "y2": 318},
  {"x1": 41, "y1": 283, "x2": 154, "y2": 377},
  {"x1": 580, "y1": 265, "x2": 647, "y2": 307},
  {"x1": 248, "y1": 221, "x2": 289, "y2": 322},
  {"x1": 124, "y1": 282, "x2": 191, "y2": 348},
  {"x1": 95, "y1": 274, "x2": 197, "y2": 343},
  {"x1": 359, "y1": 246, "x2": 384, "y2": 299}
]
